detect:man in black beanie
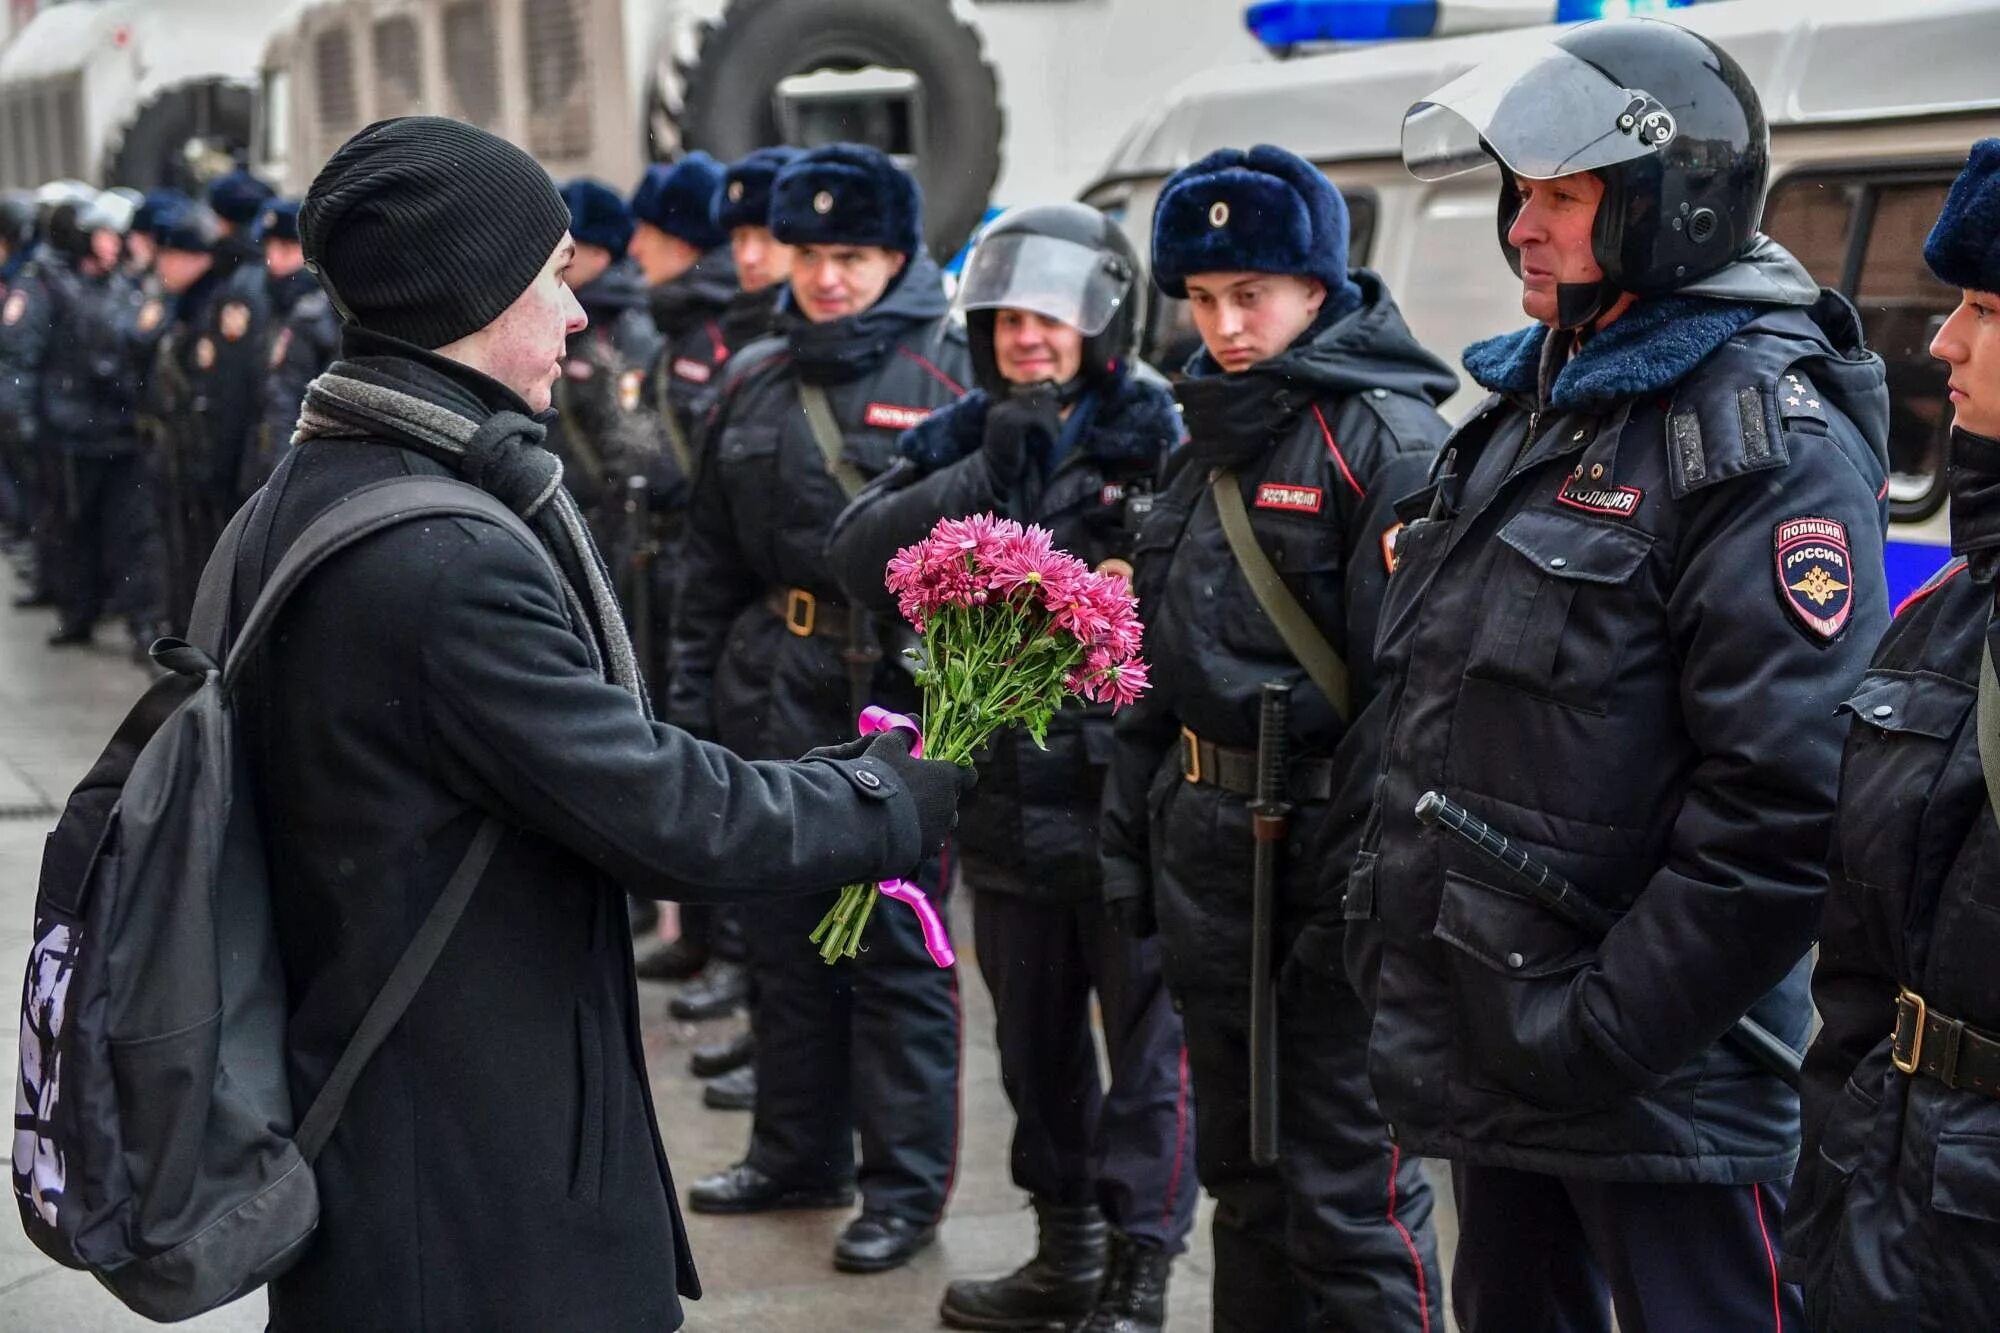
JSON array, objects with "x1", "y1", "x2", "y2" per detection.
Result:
[
  {"x1": 671, "y1": 141, "x2": 971, "y2": 1275},
  {"x1": 234, "y1": 115, "x2": 970, "y2": 1331}
]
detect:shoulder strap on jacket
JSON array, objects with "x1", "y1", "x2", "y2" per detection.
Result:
[
  {"x1": 1210, "y1": 466, "x2": 1351, "y2": 722},
  {"x1": 799, "y1": 382, "x2": 867, "y2": 498},
  {"x1": 1978, "y1": 641, "x2": 2000, "y2": 832}
]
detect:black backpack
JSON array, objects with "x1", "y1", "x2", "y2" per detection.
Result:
[{"x1": 11, "y1": 476, "x2": 533, "y2": 1320}]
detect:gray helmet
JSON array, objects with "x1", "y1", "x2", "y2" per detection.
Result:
[{"x1": 78, "y1": 190, "x2": 136, "y2": 236}]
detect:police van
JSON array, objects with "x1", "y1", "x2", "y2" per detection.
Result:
[{"x1": 1084, "y1": 0, "x2": 2000, "y2": 603}]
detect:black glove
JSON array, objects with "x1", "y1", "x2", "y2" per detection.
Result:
[
  {"x1": 862, "y1": 729, "x2": 978, "y2": 855},
  {"x1": 981, "y1": 383, "x2": 1064, "y2": 483}
]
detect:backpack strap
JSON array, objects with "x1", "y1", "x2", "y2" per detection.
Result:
[
  {"x1": 1210, "y1": 466, "x2": 1352, "y2": 723},
  {"x1": 184, "y1": 494, "x2": 266, "y2": 661},
  {"x1": 221, "y1": 476, "x2": 546, "y2": 688},
  {"x1": 294, "y1": 815, "x2": 505, "y2": 1161}
]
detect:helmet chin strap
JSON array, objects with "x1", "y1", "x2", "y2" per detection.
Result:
[{"x1": 1554, "y1": 280, "x2": 1617, "y2": 331}]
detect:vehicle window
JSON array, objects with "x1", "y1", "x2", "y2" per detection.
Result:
[
  {"x1": 1142, "y1": 184, "x2": 1376, "y2": 376},
  {"x1": 1764, "y1": 170, "x2": 1960, "y2": 518}
]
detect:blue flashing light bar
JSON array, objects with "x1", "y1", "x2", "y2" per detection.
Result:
[
  {"x1": 1244, "y1": 1, "x2": 1441, "y2": 47},
  {"x1": 1245, "y1": 0, "x2": 1699, "y2": 49}
]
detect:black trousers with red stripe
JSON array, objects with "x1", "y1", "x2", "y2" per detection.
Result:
[
  {"x1": 1176, "y1": 945, "x2": 1441, "y2": 1333},
  {"x1": 970, "y1": 887, "x2": 1198, "y2": 1251},
  {"x1": 1450, "y1": 1164, "x2": 1802, "y2": 1333},
  {"x1": 742, "y1": 854, "x2": 960, "y2": 1226}
]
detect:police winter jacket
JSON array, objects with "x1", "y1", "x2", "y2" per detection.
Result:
[
  {"x1": 548, "y1": 259, "x2": 668, "y2": 527},
  {"x1": 1100, "y1": 273, "x2": 1455, "y2": 986},
  {"x1": 1347, "y1": 257, "x2": 1891, "y2": 1184},
  {"x1": 143, "y1": 235, "x2": 271, "y2": 500},
  {"x1": 1785, "y1": 429, "x2": 2000, "y2": 1329},
  {"x1": 647, "y1": 246, "x2": 744, "y2": 451},
  {"x1": 667, "y1": 251, "x2": 969, "y2": 756},
  {"x1": 0, "y1": 256, "x2": 142, "y2": 455},
  {"x1": 829, "y1": 370, "x2": 1181, "y2": 900},
  {"x1": 232, "y1": 335, "x2": 939, "y2": 1331},
  {"x1": 257, "y1": 288, "x2": 340, "y2": 476}
]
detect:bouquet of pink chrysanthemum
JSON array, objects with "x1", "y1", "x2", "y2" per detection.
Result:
[{"x1": 810, "y1": 513, "x2": 1150, "y2": 964}]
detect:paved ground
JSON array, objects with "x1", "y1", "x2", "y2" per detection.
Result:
[{"x1": 0, "y1": 560, "x2": 1457, "y2": 1332}]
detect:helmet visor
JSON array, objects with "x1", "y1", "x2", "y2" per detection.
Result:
[
  {"x1": 1403, "y1": 41, "x2": 1676, "y2": 182},
  {"x1": 955, "y1": 232, "x2": 1133, "y2": 338}
]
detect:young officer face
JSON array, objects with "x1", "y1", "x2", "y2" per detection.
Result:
[
  {"x1": 732, "y1": 225, "x2": 796, "y2": 293},
  {"x1": 1184, "y1": 271, "x2": 1326, "y2": 373},
  {"x1": 1508, "y1": 171, "x2": 1608, "y2": 326},
  {"x1": 791, "y1": 244, "x2": 906, "y2": 323},
  {"x1": 629, "y1": 221, "x2": 700, "y2": 287},
  {"x1": 264, "y1": 237, "x2": 306, "y2": 279},
  {"x1": 1933, "y1": 289, "x2": 2000, "y2": 439},
  {"x1": 993, "y1": 309, "x2": 1084, "y2": 386},
  {"x1": 437, "y1": 234, "x2": 589, "y2": 414},
  {"x1": 566, "y1": 241, "x2": 614, "y2": 291}
]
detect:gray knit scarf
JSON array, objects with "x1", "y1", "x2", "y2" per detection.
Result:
[{"x1": 295, "y1": 367, "x2": 650, "y2": 717}]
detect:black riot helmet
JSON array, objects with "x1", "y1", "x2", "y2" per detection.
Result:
[
  {"x1": 956, "y1": 203, "x2": 1142, "y2": 396},
  {"x1": 1403, "y1": 18, "x2": 1769, "y2": 327},
  {"x1": 0, "y1": 190, "x2": 34, "y2": 257}
]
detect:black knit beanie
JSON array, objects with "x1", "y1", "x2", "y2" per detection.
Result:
[{"x1": 300, "y1": 116, "x2": 571, "y2": 349}]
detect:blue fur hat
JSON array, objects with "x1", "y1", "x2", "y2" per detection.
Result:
[
  {"x1": 562, "y1": 177, "x2": 635, "y2": 256},
  {"x1": 158, "y1": 205, "x2": 219, "y2": 255},
  {"x1": 770, "y1": 143, "x2": 922, "y2": 255},
  {"x1": 715, "y1": 146, "x2": 802, "y2": 233},
  {"x1": 205, "y1": 168, "x2": 275, "y2": 226},
  {"x1": 133, "y1": 188, "x2": 190, "y2": 241},
  {"x1": 1151, "y1": 144, "x2": 1355, "y2": 302},
  {"x1": 257, "y1": 198, "x2": 302, "y2": 243},
  {"x1": 630, "y1": 152, "x2": 727, "y2": 250},
  {"x1": 1926, "y1": 139, "x2": 2000, "y2": 293}
]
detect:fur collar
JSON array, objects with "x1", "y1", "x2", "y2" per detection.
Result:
[{"x1": 1462, "y1": 295, "x2": 1765, "y2": 413}]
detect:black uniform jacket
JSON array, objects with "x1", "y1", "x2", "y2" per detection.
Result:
[
  {"x1": 548, "y1": 260, "x2": 669, "y2": 527},
  {"x1": 1785, "y1": 499, "x2": 2000, "y2": 1329},
  {"x1": 828, "y1": 369, "x2": 1181, "y2": 901},
  {"x1": 250, "y1": 271, "x2": 341, "y2": 490},
  {"x1": 1348, "y1": 266, "x2": 1891, "y2": 1185},
  {"x1": 1100, "y1": 274, "x2": 1456, "y2": 989},
  {"x1": 666, "y1": 251, "x2": 969, "y2": 757},
  {"x1": 140, "y1": 236, "x2": 271, "y2": 500},
  {"x1": 233, "y1": 340, "x2": 937, "y2": 1331},
  {"x1": 1, "y1": 255, "x2": 142, "y2": 456},
  {"x1": 647, "y1": 246, "x2": 743, "y2": 458}
]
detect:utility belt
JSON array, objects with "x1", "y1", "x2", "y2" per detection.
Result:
[
  {"x1": 1179, "y1": 726, "x2": 1333, "y2": 803},
  {"x1": 764, "y1": 587, "x2": 855, "y2": 642},
  {"x1": 1893, "y1": 987, "x2": 2000, "y2": 1099}
]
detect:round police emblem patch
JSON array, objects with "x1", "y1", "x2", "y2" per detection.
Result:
[
  {"x1": 195, "y1": 337, "x2": 216, "y2": 371},
  {"x1": 2, "y1": 291, "x2": 25, "y2": 326},
  {"x1": 813, "y1": 190, "x2": 835, "y2": 215},
  {"x1": 137, "y1": 300, "x2": 164, "y2": 334},
  {"x1": 1774, "y1": 516, "x2": 1853, "y2": 640},
  {"x1": 1209, "y1": 201, "x2": 1230, "y2": 228},
  {"x1": 269, "y1": 327, "x2": 293, "y2": 370},
  {"x1": 219, "y1": 302, "x2": 251, "y2": 342},
  {"x1": 728, "y1": 180, "x2": 744, "y2": 203}
]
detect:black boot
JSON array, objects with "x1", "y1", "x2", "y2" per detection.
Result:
[
  {"x1": 701, "y1": 1063, "x2": 756, "y2": 1110},
  {"x1": 689, "y1": 1027, "x2": 754, "y2": 1078},
  {"x1": 669, "y1": 958, "x2": 750, "y2": 1021},
  {"x1": 635, "y1": 934, "x2": 710, "y2": 982},
  {"x1": 940, "y1": 1200, "x2": 1107, "y2": 1330},
  {"x1": 1071, "y1": 1231, "x2": 1170, "y2": 1333}
]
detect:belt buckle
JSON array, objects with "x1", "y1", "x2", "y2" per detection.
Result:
[
  {"x1": 785, "y1": 588, "x2": 817, "y2": 638},
  {"x1": 1181, "y1": 726, "x2": 1201, "y2": 784},
  {"x1": 1893, "y1": 987, "x2": 1927, "y2": 1075}
]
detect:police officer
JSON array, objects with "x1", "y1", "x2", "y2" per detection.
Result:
[
  {"x1": 629, "y1": 152, "x2": 735, "y2": 466},
  {"x1": 544, "y1": 179, "x2": 665, "y2": 553},
  {"x1": 673, "y1": 143, "x2": 969, "y2": 1274},
  {"x1": 1785, "y1": 140, "x2": 2000, "y2": 1331},
  {"x1": 0, "y1": 189, "x2": 41, "y2": 571},
  {"x1": 713, "y1": 148, "x2": 801, "y2": 349},
  {"x1": 1100, "y1": 145, "x2": 1452, "y2": 1333},
  {"x1": 246, "y1": 200, "x2": 338, "y2": 490},
  {"x1": 1350, "y1": 20, "x2": 1892, "y2": 1329},
  {"x1": 137, "y1": 197, "x2": 270, "y2": 632},
  {"x1": 831, "y1": 204, "x2": 1192, "y2": 1333}
]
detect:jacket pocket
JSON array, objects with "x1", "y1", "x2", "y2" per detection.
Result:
[
  {"x1": 1466, "y1": 509, "x2": 1653, "y2": 713},
  {"x1": 570, "y1": 999, "x2": 605, "y2": 1205},
  {"x1": 1836, "y1": 669, "x2": 1974, "y2": 897},
  {"x1": 1432, "y1": 870, "x2": 1613, "y2": 1107},
  {"x1": 1931, "y1": 1129, "x2": 2000, "y2": 1224},
  {"x1": 1220, "y1": 514, "x2": 1344, "y2": 662},
  {"x1": 1926, "y1": 1129, "x2": 2000, "y2": 1321}
]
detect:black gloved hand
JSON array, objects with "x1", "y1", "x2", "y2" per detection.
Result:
[
  {"x1": 981, "y1": 383, "x2": 1064, "y2": 483},
  {"x1": 862, "y1": 729, "x2": 978, "y2": 855}
]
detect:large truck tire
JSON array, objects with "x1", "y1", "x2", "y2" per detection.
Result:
[
  {"x1": 104, "y1": 82, "x2": 252, "y2": 191},
  {"x1": 675, "y1": 0, "x2": 1002, "y2": 260}
]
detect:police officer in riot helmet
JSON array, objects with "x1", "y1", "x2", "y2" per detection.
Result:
[
  {"x1": 829, "y1": 202, "x2": 1194, "y2": 1333},
  {"x1": 1352, "y1": 19, "x2": 1890, "y2": 1329},
  {"x1": 674, "y1": 143, "x2": 971, "y2": 1275},
  {"x1": 1101, "y1": 144, "x2": 1454, "y2": 1333},
  {"x1": 1785, "y1": 140, "x2": 2000, "y2": 1332}
]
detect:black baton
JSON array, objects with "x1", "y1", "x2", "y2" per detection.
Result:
[
  {"x1": 1248, "y1": 681, "x2": 1291, "y2": 1167},
  {"x1": 1414, "y1": 791, "x2": 1801, "y2": 1087}
]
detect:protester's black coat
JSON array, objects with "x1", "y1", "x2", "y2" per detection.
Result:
[
  {"x1": 667, "y1": 253, "x2": 969, "y2": 756},
  {"x1": 232, "y1": 343, "x2": 936, "y2": 1331},
  {"x1": 829, "y1": 371, "x2": 1179, "y2": 900},
  {"x1": 1785, "y1": 550, "x2": 2000, "y2": 1331},
  {"x1": 1100, "y1": 274, "x2": 1455, "y2": 983},
  {"x1": 1347, "y1": 274, "x2": 1891, "y2": 1184}
]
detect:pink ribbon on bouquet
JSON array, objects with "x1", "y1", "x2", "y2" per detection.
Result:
[{"x1": 857, "y1": 705, "x2": 956, "y2": 968}]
